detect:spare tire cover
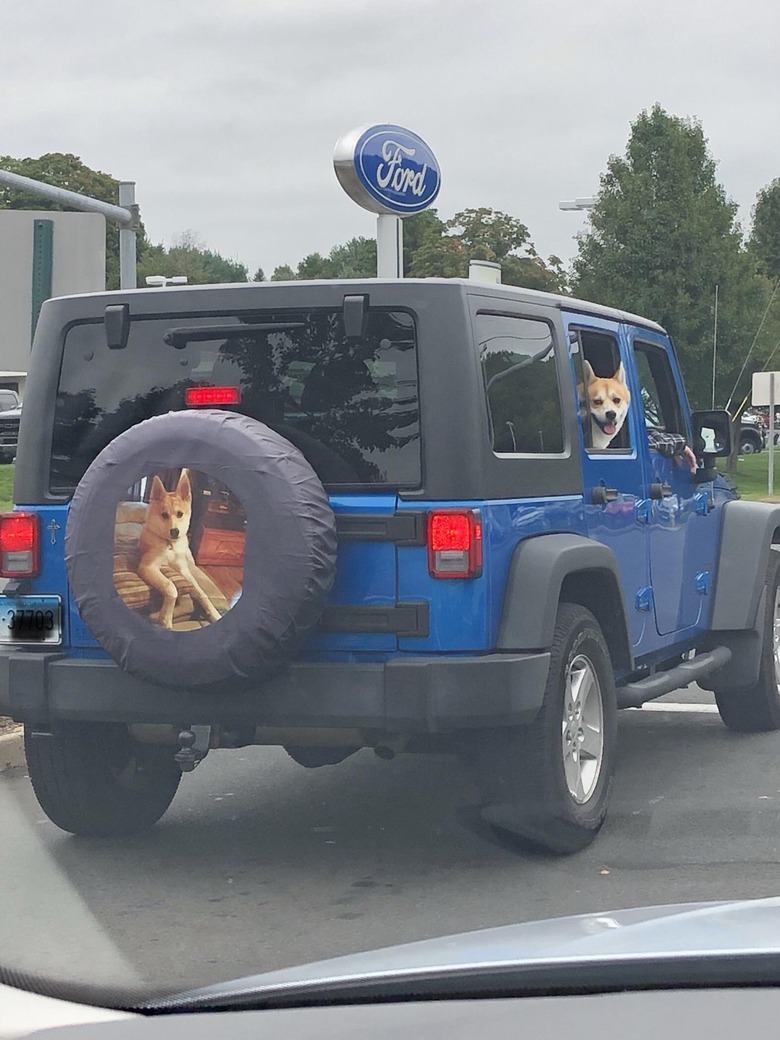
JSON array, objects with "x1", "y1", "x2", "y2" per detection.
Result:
[{"x1": 65, "y1": 410, "x2": 337, "y2": 688}]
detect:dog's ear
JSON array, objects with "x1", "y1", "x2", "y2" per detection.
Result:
[
  {"x1": 150, "y1": 476, "x2": 166, "y2": 502},
  {"x1": 176, "y1": 471, "x2": 192, "y2": 502},
  {"x1": 614, "y1": 361, "x2": 626, "y2": 385},
  {"x1": 582, "y1": 359, "x2": 596, "y2": 383}
]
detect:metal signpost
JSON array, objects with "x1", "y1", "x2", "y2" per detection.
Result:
[
  {"x1": 0, "y1": 169, "x2": 139, "y2": 288},
  {"x1": 752, "y1": 371, "x2": 780, "y2": 496},
  {"x1": 333, "y1": 124, "x2": 441, "y2": 278}
]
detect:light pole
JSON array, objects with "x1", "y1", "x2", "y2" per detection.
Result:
[
  {"x1": 559, "y1": 197, "x2": 596, "y2": 211},
  {"x1": 145, "y1": 275, "x2": 188, "y2": 288}
]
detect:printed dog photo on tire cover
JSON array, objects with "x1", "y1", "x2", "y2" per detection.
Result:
[{"x1": 113, "y1": 468, "x2": 246, "y2": 631}]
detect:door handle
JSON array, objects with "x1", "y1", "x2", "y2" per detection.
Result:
[
  {"x1": 648, "y1": 483, "x2": 674, "y2": 499},
  {"x1": 591, "y1": 486, "x2": 620, "y2": 505}
]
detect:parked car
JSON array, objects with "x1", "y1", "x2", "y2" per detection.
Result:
[
  {"x1": 1, "y1": 279, "x2": 778, "y2": 857},
  {"x1": 738, "y1": 411, "x2": 766, "y2": 454},
  {"x1": 0, "y1": 389, "x2": 21, "y2": 464}
]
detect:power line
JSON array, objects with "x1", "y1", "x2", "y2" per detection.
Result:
[{"x1": 725, "y1": 276, "x2": 780, "y2": 414}]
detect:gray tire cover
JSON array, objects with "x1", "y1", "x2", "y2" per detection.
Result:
[{"x1": 65, "y1": 410, "x2": 337, "y2": 688}]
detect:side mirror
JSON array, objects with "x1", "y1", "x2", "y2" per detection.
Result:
[{"x1": 691, "y1": 409, "x2": 732, "y2": 458}]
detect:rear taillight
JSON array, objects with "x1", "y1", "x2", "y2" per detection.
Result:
[
  {"x1": 0, "y1": 512, "x2": 39, "y2": 577},
  {"x1": 428, "y1": 510, "x2": 483, "y2": 579}
]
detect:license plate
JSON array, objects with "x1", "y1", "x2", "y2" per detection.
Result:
[{"x1": 0, "y1": 596, "x2": 62, "y2": 645}]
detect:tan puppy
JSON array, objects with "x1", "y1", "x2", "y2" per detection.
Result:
[
  {"x1": 137, "y1": 472, "x2": 222, "y2": 630},
  {"x1": 582, "y1": 360, "x2": 631, "y2": 449}
]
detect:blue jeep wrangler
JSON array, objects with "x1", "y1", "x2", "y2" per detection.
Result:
[{"x1": 1, "y1": 278, "x2": 779, "y2": 854}]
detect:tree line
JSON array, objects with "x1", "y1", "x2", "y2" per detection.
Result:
[{"x1": 3, "y1": 110, "x2": 780, "y2": 410}]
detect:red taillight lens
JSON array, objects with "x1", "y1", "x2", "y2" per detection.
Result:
[
  {"x1": 428, "y1": 510, "x2": 482, "y2": 578},
  {"x1": 0, "y1": 512, "x2": 39, "y2": 577},
  {"x1": 185, "y1": 386, "x2": 241, "y2": 407}
]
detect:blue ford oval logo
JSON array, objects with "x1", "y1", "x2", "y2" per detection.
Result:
[{"x1": 334, "y1": 124, "x2": 441, "y2": 216}]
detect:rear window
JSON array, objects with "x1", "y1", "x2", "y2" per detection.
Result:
[{"x1": 50, "y1": 308, "x2": 420, "y2": 493}]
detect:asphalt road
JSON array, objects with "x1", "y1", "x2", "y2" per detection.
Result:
[{"x1": 3, "y1": 688, "x2": 780, "y2": 997}]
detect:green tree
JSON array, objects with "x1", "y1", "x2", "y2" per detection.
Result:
[
  {"x1": 750, "y1": 179, "x2": 780, "y2": 281},
  {"x1": 136, "y1": 231, "x2": 248, "y2": 285},
  {"x1": 572, "y1": 105, "x2": 770, "y2": 409},
  {"x1": 0, "y1": 152, "x2": 150, "y2": 289},
  {"x1": 446, "y1": 207, "x2": 531, "y2": 261},
  {"x1": 271, "y1": 264, "x2": 296, "y2": 281}
]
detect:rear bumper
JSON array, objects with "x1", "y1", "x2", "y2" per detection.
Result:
[{"x1": 0, "y1": 651, "x2": 549, "y2": 734}]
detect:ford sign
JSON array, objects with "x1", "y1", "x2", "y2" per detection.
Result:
[{"x1": 333, "y1": 124, "x2": 441, "y2": 217}]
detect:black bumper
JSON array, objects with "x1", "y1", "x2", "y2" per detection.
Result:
[{"x1": 0, "y1": 651, "x2": 550, "y2": 734}]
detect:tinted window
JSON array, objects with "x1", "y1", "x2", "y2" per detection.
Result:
[
  {"x1": 478, "y1": 313, "x2": 563, "y2": 454},
  {"x1": 51, "y1": 309, "x2": 420, "y2": 493},
  {"x1": 634, "y1": 342, "x2": 685, "y2": 436}
]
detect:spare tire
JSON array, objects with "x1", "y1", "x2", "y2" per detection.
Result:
[{"x1": 65, "y1": 410, "x2": 337, "y2": 689}]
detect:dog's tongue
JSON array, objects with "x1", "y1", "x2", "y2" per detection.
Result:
[{"x1": 603, "y1": 422, "x2": 617, "y2": 435}]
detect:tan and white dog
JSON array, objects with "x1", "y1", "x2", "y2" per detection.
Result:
[
  {"x1": 137, "y1": 471, "x2": 222, "y2": 630},
  {"x1": 581, "y1": 360, "x2": 631, "y2": 449}
]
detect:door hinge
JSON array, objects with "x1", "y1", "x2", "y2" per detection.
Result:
[
  {"x1": 694, "y1": 491, "x2": 714, "y2": 516},
  {"x1": 635, "y1": 499, "x2": 651, "y2": 524},
  {"x1": 635, "y1": 586, "x2": 654, "y2": 612}
]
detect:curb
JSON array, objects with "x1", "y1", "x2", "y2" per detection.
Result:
[{"x1": 0, "y1": 725, "x2": 25, "y2": 773}]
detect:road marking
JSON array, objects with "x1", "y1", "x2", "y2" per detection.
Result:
[{"x1": 641, "y1": 701, "x2": 719, "y2": 714}]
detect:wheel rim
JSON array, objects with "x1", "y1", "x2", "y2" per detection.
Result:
[
  {"x1": 562, "y1": 653, "x2": 604, "y2": 804},
  {"x1": 773, "y1": 588, "x2": 780, "y2": 689}
]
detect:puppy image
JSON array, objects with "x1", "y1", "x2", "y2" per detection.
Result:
[
  {"x1": 137, "y1": 471, "x2": 223, "y2": 630},
  {"x1": 582, "y1": 360, "x2": 631, "y2": 449}
]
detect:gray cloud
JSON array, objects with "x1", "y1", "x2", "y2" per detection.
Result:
[{"x1": 3, "y1": 0, "x2": 779, "y2": 275}]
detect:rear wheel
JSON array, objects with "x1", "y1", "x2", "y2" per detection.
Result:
[
  {"x1": 714, "y1": 550, "x2": 780, "y2": 732},
  {"x1": 471, "y1": 603, "x2": 617, "y2": 855},
  {"x1": 25, "y1": 722, "x2": 182, "y2": 836}
]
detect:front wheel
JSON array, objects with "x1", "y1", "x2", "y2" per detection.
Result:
[
  {"x1": 714, "y1": 550, "x2": 780, "y2": 732},
  {"x1": 471, "y1": 603, "x2": 617, "y2": 855},
  {"x1": 740, "y1": 438, "x2": 758, "y2": 455},
  {"x1": 25, "y1": 722, "x2": 182, "y2": 836}
]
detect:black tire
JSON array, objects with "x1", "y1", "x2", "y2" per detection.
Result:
[
  {"x1": 471, "y1": 604, "x2": 617, "y2": 855},
  {"x1": 65, "y1": 410, "x2": 337, "y2": 688},
  {"x1": 24, "y1": 722, "x2": 181, "y2": 836},
  {"x1": 740, "y1": 438, "x2": 757, "y2": 455},
  {"x1": 714, "y1": 550, "x2": 780, "y2": 733}
]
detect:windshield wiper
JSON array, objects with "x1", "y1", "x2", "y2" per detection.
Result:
[{"x1": 164, "y1": 323, "x2": 305, "y2": 348}]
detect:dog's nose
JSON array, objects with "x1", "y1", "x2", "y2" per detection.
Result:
[
  {"x1": 169, "y1": 528, "x2": 179, "y2": 539},
  {"x1": 605, "y1": 410, "x2": 616, "y2": 422}
]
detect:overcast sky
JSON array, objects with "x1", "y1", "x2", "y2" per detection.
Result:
[{"x1": 3, "y1": 0, "x2": 779, "y2": 278}]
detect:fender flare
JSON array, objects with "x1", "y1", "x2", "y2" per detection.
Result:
[
  {"x1": 709, "y1": 500, "x2": 780, "y2": 631},
  {"x1": 497, "y1": 533, "x2": 632, "y2": 671}
]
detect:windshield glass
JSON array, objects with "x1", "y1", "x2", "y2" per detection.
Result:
[{"x1": 3, "y1": 0, "x2": 780, "y2": 1015}]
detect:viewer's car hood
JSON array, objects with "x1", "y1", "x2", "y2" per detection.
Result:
[{"x1": 173, "y1": 897, "x2": 780, "y2": 1003}]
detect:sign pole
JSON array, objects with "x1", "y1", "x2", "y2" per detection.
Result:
[
  {"x1": 376, "y1": 214, "x2": 403, "y2": 278},
  {"x1": 770, "y1": 373, "x2": 776, "y2": 497}
]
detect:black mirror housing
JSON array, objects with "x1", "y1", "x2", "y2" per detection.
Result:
[{"x1": 691, "y1": 409, "x2": 733, "y2": 458}]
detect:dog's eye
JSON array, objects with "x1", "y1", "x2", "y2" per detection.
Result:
[
  {"x1": 161, "y1": 511, "x2": 169, "y2": 520},
  {"x1": 175, "y1": 511, "x2": 183, "y2": 519},
  {"x1": 593, "y1": 398, "x2": 603, "y2": 406},
  {"x1": 612, "y1": 396, "x2": 621, "y2": 405}
]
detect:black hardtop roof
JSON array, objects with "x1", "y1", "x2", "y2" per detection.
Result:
[{"x1": 45, "y1": 277, "x2": 667, "y2": 335}]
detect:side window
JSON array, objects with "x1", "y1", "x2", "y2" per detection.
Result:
[
  {"x1": 634, "y1": 342, "x2": 685, "y2": 438},
  {"x1": 478, "y1": 313, "x2": 564, "y2": 455},
  {"x1": 570, "y1": 328, "x2": 632, "y2": 452}
]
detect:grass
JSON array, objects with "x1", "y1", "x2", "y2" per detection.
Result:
[
  {"x1": 731, "y1": 448, "x2": 780, "y2": 501},
  {"x1": 0, "y1": 465, "x2": 13, "y2": 512}
]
